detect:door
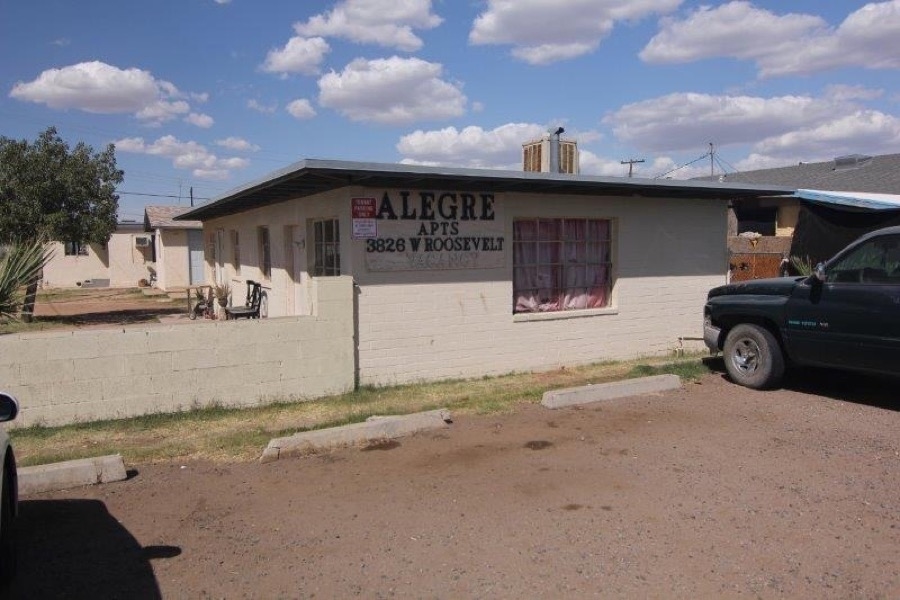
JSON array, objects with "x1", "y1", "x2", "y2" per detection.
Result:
[
  {"x1": 187, "y1": 230, "x2": 205, "y2": 285},
  {"x1": 785, "y1": 233, "x2": 900, "y2": 373}
]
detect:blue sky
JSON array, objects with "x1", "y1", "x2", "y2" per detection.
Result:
[{"x1": 1, "y1": 0, "x2": 898, "y2": 221}]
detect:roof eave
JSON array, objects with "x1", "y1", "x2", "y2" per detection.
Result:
[{"x1": 176, "y1": 159, "x2": 794, "y2": 222}]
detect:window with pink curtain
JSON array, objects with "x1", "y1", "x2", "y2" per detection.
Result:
[{"x1": 513, "y1": 218, "x2": 611, "y2": 314}]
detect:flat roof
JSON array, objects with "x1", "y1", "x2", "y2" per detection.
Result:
[{"x1": 177, "y1": 158, "x2": 795, "y2": 221}]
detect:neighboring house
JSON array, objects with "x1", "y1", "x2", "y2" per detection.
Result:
[
  {"x1": 695, "y1": 153, "x2": 900, "y2": 279},
  {"x1": 178, "y1": 159, "x2": 789, "y2": 386},
  {"x1": 144, "y1": 205, "x2": 204, "y2": 291},
  {"x1": 42, "y1": 221, "x2": 154, "y2": 288}
]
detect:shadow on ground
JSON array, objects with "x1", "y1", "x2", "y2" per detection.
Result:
[
  {"x1": 8, "y1": 499, "x2": 179, "y2": 599},
  {"x1": 34, "y1": 307, "x2": 185, "y2": 327},
  {"x1": 704, "y1": 356, "x2": 899, "y2": 411}
]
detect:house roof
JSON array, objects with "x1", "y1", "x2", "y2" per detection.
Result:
[
  {"x1": 145, "y1": 205, "x2": 203, "y2": 230},
  {"x1": 176, "y1": 159, "x2": 794, "y2": 222},
  {"x1": 695, "y1": 153, "x2": 900, "y2": 194}
]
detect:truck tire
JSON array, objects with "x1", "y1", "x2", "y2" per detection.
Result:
[{"x1": 723, "y1": 324, "x2": 785, "y2": 389}]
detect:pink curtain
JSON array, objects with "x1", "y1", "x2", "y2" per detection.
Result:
[{"x1": 514, "y1": 219, "x2": 610, "y2": 313}]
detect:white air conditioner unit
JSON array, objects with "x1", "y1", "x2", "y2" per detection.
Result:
[{"x1": 135, "y1": 235, "x2": 151, "y2": 248}]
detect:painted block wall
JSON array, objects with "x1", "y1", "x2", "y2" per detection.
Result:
[
  {"x1": 203, "y1": 187, "x2": 727, "y2": 387},
  {"x1": 351, "y1": 192, "x2": 727, "y2": 385},
  {"x1": 0, "y1": 276, "x2": 355, "y2": 427}
]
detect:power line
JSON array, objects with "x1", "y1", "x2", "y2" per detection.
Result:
[{"x1": 117, "y1": 190, "x2": 212, "y2": 200}]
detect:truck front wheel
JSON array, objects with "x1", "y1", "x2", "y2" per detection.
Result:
[{"x1": 723, "y1": 324, "x2": 785, "y2": 389}]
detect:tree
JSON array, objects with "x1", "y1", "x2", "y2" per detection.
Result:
[{"x1": 0, "y1": 127, "x2": 123, "y2": 320}]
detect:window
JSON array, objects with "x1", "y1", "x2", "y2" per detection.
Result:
[
  {"x1": 827, "y1": 234, "x2": 900, "y2": 284},
  {"x1": 735, "y1": 206, "x2": 777, "y2": 236},
  {"x1": 513, "y1": 218, "x2": 612, "y2": 314},
  {"x1": 312, "y1": 219, "x2": 340, "y2": 276},
  {"x1": 258, "y1": 227, "x2": 271, "y2": 279},
  {"x1": 230, "y1": 230, "x2": 241, "y2": 275},
  {"x1": 64, "y1": 242, "x2": 88, "y2": 256}
]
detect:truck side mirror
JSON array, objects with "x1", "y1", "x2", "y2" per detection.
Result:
[{"x1": 814, "y1": 262, "x2": 826, "y2": 282}]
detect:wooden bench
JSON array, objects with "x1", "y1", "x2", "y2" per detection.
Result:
[{"x1": 225, "y1": 280, "x2": 263, "y2": 319}]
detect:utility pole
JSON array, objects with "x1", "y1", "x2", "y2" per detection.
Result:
[
  {"x1": 709, "y1": 142, "x2": 715, "y2": 176},
  {"x1": 620, "y1": 158, "x2": 645, "y2": 178},
  {"x1": 190, "y1": 186, "x2": 194, "y2": 207}
]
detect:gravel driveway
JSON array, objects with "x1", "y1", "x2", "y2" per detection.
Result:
[{"x1": 10, "y1": 365, "x2": 900, "y2": 599}]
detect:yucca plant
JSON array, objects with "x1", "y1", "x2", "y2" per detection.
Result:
[
  {"x1": 0, "y1": 240, "x2": 53, "y2": 320},
  {"x1": 789, "y1": 255, "x2": 814, "y2": 277}
]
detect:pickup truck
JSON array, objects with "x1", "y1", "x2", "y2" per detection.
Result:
[{"x1": 704, "y1": 225, "x2": 900, "y2": 389}]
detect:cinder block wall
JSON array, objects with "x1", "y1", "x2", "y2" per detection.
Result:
[
  {"x1": 0, "y1": 277, "x2": 355, "y2": 427},
  {"x1": 354, "y1": 194, "x2": 728, "y2": 386}
]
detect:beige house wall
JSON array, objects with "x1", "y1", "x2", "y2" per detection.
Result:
[
  {"x1": 42, "y1": 230, "x2": 153, "y2": 288},
  {"x1": 154, "y1": 228, "x2": 194, "y2": 290},
  {"x1": 204, "y1": 188, "x2": 727, "y2": 386},
  {"x1": 0, "y1": 277, "x2": 354, "y2": 427},
  {"x1": 41, "y1": 242, "x2": 109, "y2": 288},
  {"x1": 108, "y1": 231, "x2": 154, "y2": 287}
]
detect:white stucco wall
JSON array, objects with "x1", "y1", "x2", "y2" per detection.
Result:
[{"x1": 203, "y1": 187, "x2": 728, "y2": 386}]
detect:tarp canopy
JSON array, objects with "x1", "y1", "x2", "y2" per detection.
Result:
[
  {"x1": 789, "y1": 190, "x2": 900, "y2": 267},
  {"x1": 794, "y1": 189, "x2": 900, "y2": 211}
]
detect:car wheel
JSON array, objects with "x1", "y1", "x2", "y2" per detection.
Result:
[
  {"x1": 723, "y1": 324, "x2": 785, "y2": 390},
  {"x1": 0, "y1": 460, "x2": 15, "y2": 588}
]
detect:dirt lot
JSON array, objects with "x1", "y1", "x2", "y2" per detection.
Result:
[
  {"x1": 9, "y1": 366, "x2": 899, "y2": 599},
  {"x1": 30, "y1": 288, "x2": 187, "y2": 328}
]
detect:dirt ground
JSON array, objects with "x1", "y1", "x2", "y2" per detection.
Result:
[
  {"x1": 8, "y1": 365, "x2": 900, "y2": 599},
  {"x1": 31, "y1": 288, "x2": 187, "y2": 327}
]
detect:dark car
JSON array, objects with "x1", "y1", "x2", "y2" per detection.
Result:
[
  {"x1": 0, "y1": 392, "x2": 18, "y2": 589},
  {"x1": 704, "y1": 226, "x2": 900, "y2": 389}
]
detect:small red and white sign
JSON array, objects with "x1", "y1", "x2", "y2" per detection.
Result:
[{"x1": 351, "y1": 197, "x2": 377, "y2": 238}]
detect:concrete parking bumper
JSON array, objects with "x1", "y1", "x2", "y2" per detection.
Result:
[
  {"x1": 260, "y1": 408, "x2": 453, "y2": 463},
  {"x1": 541, "y1": 374, "x2": 682, "y2": 409},
  {"x1": 18, "y1": 454, "x2": 128, "y2": 495}
]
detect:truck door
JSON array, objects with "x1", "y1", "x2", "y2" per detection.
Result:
[{"x1": 785, "y1": 233, "x2": 900, "y2": 373}]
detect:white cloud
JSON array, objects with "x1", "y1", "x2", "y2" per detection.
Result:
[
  {"x1": 261, "y1": 36, "x2": 330, "y2": 76},
  {"x1": 752, "y1": 110, "x2": 900, "y2": 158},
  {"x1": 469, "y1": 0, "x2": 682, "y2": 65},
  {"x1": 398, "y1": 123, "x2": 546, "y2": 168},
  {"x1": 286, "y1": 98, "x2": 316, "y2": 119},
  {"x1": 247, "y1": 99, "x2": 277, "y2": 114},
  {"x1": 295, "y1": 0, "x2": 442, "y2": 51},
  {"x1": 216, "y1": 137, "x2": 260, "y2": 152},
  {"x1": 606, "y1": 91, "x2": 900, "y2": 168},
  {"x1": 606, "y1": 92, "x2": 839, "y2": 152},
  {"x1": 214, "y1": 0, "x2": 230, "y2": 4},
  {"x1": 114, "y1": 135, "x2": 251, "y2": 180},
  {"x1": 9, "y1": 61, "x2": 206, "y2": 125},
  {"x1": 824, "y1": 84, "x2": 884, "y2": 102},
  {"x1": 318, "y1": 56, "x2": 465, "y2": 124},
  {"x1": 641, "y1": 1, "x2": 900, "y2": 77},
  {"x1": 185, "y1": 112, "x2": 214, "y2": 128}
]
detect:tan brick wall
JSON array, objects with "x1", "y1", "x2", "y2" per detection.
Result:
[{"x1": 1, "y1": 276, "x2": 355, "y2": 427}]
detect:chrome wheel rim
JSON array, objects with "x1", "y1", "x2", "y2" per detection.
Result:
[{"x1": 731, "y1": 338, "x2": 761, "y2": 374}]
